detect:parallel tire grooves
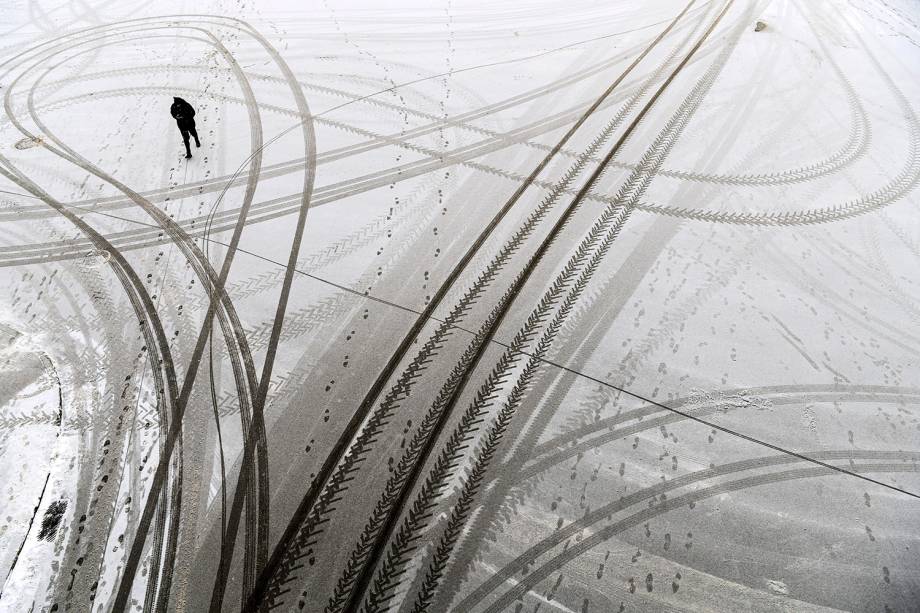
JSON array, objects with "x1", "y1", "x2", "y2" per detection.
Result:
[{"x1": 245, "y1": 2, "x2": 701, "y2": 609}]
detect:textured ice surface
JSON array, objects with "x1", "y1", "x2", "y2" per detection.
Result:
[{"x1": 0, "y1": 0, "x2": 919, "y2": 611}]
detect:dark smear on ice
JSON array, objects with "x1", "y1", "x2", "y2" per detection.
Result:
[{"x1": 38, "y1": 499, "x2": 67, "y2": 541}]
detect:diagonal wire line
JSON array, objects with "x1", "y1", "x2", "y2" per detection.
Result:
[{"x1": 15, "y1": 199, "x2": 920, "y2": 501}]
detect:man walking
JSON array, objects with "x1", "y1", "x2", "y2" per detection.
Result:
[{"x1": 170, "y1": 96, "x2": 200, "y2": 159}]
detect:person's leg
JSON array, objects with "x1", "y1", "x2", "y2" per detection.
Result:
[
  {"x1": 189, "y1": 124, "x2": 200, "y2": 148},
  {"x1": 181, "y1": 128, "x2": 192, "y2": 158}
]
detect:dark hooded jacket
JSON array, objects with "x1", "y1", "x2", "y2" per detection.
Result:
[{"x1": 170, "y1": 97, "x2": 196, "y2": 130}]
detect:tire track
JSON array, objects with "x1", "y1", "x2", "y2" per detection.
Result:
[
  {"x1": 389, "y1": 8, "x2": 741, "y2": 611},
  {"x1": 4, "y1": 22, "x2": 272, "y2": 609},
  {"x1": 8, "y1": 25, "x2": 859, "y2": 212},
  {"x1": 0, "y1": 15, "x2": 299, "y2": 608},
  {"x1": 347, "y1": 7, "x2": 721, "y2": 609},
  {"x1": 0, "y1": 37, "x2": 867, "y2": 266},
  {"x1": 1, "y1": 14, "x2": 870, "y2": 238},
  {"x1": 516, "y1": 386, "x2": 918, "y2": 485},
  {"x1": 462, "y1": 450, "x2": 920, "y2": 612},
  {"x1": 0, "y1": 158, "x2": 180, "y2": 613},
  {"x1": 203, "y1": 15, "x2": 317, "y2": 611},
  {"x1": 400, "y1": 22, "x2": 789, "y2": 600},
  {"x1": 244, "y1": 2, "x2": 703, "y2": 610}
]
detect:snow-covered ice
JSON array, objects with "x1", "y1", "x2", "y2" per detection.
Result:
[{"x1": 0, "y1": 0, "x2": 919, "y2": 611}]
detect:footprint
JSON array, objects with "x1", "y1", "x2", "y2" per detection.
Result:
[
  {"x1": 596, "y1": 551, "x2": 610, "y2": 579},
  {"x1": 767, "y1": 579, "x2": 788, "y2": 595}
]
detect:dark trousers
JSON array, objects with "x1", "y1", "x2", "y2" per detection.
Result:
[{"x1": 179, "y1": 122, "x2": 200, "y2": 155}]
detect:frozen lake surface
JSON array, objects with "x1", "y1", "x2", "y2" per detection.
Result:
[{"x1": 1, "y1": 0, "x2": 919, "y2": 611}]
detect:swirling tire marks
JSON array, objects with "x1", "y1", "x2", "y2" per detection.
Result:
[
  {"x1": 4, "y1": 22, "x2": 273, "y2": 609},
  {"x1": 461, "y1": 451, "x2": 920, "y2": 612},
  {"x1": 0, "y1": 4, "x2": 883, "y2": 270},
  {"x1": 0, "y1": 156, "x2": 181, "y2": 613}
]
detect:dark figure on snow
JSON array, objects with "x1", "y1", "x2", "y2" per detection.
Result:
[{"x1": 171, "y1": 96, "x2": 200, "y2": 158}]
